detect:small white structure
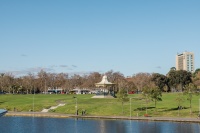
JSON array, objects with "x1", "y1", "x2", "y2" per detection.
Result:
[
  {"x1": 92, "y1": 75, "x2": 115, "y2": 98},
  {"x1": 95, "y1": 75, "x2": 115, "y2": 87}
]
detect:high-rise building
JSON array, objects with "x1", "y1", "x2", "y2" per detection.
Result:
[{"x1": 176, "y1": 52, "x2": 194, "y2": 73}]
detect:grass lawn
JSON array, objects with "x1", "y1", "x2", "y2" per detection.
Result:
[{"x1": 0, "y1": 93, "x2": 199, "y2": 118}]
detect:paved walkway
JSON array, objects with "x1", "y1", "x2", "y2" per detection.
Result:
[
  {"x1": 5, "y1": 112, "x2": 200, "y2": 123},
  {"x1": 41, "y1": 104, "x2": 65, "y2": 113}
]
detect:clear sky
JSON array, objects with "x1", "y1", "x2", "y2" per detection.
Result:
[{"x1": 0, "y1": 0, "x2": 200, "y2": 77}]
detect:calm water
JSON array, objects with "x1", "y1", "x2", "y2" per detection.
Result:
[{"x1": 0, "y1": 116, "x2": 199, "y2": 133}]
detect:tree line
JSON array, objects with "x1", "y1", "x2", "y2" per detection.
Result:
[
  {"x1": 0, "y1": 68, "x2": 200, "y2": 94},
  {"x1": 118, "y1": 68, "x2": 200, "y2": 114}
]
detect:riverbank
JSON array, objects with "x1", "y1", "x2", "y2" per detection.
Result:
[
  {"x1": 0, "y1": 94, "x2": 199, "y2": 118},
  {"x1": 1, "y1": 93, "x2": 199, "y2": 131},
  {"x1": 5, "y1": 111, "x2": 200, "y2": 123}
]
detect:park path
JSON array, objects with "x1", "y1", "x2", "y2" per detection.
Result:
[{"x1": 41, "y1": 104, "x2": 65, "y2": 113}]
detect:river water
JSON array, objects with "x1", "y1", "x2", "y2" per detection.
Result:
[{"x1": 0, "y1": 116, "x2": 199, "y2": 133}]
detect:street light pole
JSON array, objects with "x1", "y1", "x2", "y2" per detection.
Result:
[
  {"x1": 33, "y1": 88, "x2": 35, "y2": 113},
  {"x1": 199, "y1": 99, "x2": 200, "y2": 115},
  {"x1": 73, "y1": 96, "x2": 78, "y2": 115},
  {"x1": 45, "y1": 78, "x2": 46, "y2": 94},
  {"x1": 32, "y1": 83, "x2": 35, "y2": 117},
  {"x1": 76, "y1": 98, "x2": 77, "y2": 115},
  {"x1": 130, "y1": 97, "x2": 132, "y2": 118}
]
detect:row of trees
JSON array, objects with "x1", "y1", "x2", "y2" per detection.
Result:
[
  {"x1": 143, "y1": 69, "x2": 199, "y2": 113},
  {"x1": 0, "y1": 69, "x2": 200, "y2": 95},
  {"x1": 116, "y1": 68, "x2": 200, "y2": 114},
  {"x1": 0, "y1": 70, "x2": 130, "y2": 94}
]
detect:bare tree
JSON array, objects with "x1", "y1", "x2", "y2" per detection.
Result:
[
  {"x1": 105, "y1": 70, "x2": 125, "y2": 92},
  {"x1": 70, "y1": 74, "x2": 82, "y2": 89},
  {"x1": 21, "y1": 73, "x2": 35, "y2": 94},
  {"x1": 1, "y1": 73, "x2": 14, "y2": 93},
  {"x1": 81, "y1": 72, "x2": 101, "y2": 89},
  {"x1": 0, "y1": 73, "x2": 5, "y2": 92},
  {"x1": 131, "y1": 73, "x2": 152, "y2": 93},
  {"x1": 37, "y1": 70, "x2": 48, "y2": 93},
  {"x1": 54, "y1": 73, "x2": 68, "y2": 90}
]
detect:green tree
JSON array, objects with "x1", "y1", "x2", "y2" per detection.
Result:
[
  {"x1": 142, "y1": 86, "x2": 151, "y2": 114},
  {"x1": 184, "y1": 83, "x2": 199, "y2": 114},
  {"x1": 193, "y1": 68, "x2": 200, "y2": 88},
  {"x1": 11, "y1": 85, "x2": 19, "y2": 94},
  {"x1": 177, "y1": 70, "x2": 192, "y2": 90},
  {"x1": 194, "y1": 68, "x2": 200, "y2": 76},
  {"x1": 168, "y1": 70, "x2": 192, "y2": 92},
  {"x1": 0, "y1": 73, "x2": 5, "y2": 91},
  {"x1": 175, "y1": 93, "x2": 185, "y2": 116},
  {"x1": 142, "y1": 84, "x2": 162, "y2": 111},
  {"x1": 170, "y1": 67, "x2": 176, "y2": 71},
  {"x1": 151, "y1": 73, "x2": 169, "y2": 92},
  {"x1": 167, "y1": 69, "x2": 178, "y2": 91},
  {"x1": 117, "y1": 88, "x2": 129, "y2": 114},
  {"x1": 150, "y1": 87, "x2": 162, "y2": 109}
]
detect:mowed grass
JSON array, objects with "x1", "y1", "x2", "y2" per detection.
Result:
[{"x1": 0, "y1": 93, "x2": 199, "y2": 117}]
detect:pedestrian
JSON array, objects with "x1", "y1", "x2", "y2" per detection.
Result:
[
  {"x1": 84, "y1": 109, "x2": 86, "y2": 115},
  {"x1": 81, "y1": 109, "x2": 86, "y2": 115},
  {"x1": 76, "y1": 110, "x2": 78, "y2": 115}
]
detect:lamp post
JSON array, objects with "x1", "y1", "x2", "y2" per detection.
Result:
[
  {"x1": 32, "y1": 87, "x2": 35, "y2": 114},
  {"x1": 31, "y1": 78, "x2": 35, "y2": 116},
  {"x1": 130, "y1": 97, "x2": 133, "y2": 118},
  {"x1": 189, "y1": 89, "x2": 192, "y2": 114},
  {"x1": 73, "y1": 96, "x2": 78, "y2": 115},
  {"x1": 45, "y1": 78, "x2": 46, "y2": 94},
  {"x1": 199, "y1": 99, "x2": 200, "y2": 116}
]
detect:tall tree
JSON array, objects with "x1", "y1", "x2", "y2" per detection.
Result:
[
  {"x1": 70, "y1": 74, "x2": 82, "y2": 88},
  {"x1": 142, "y1": 86, "x2": 152, "y2": 114},
  {"x1": 21, "y1": 73, "x2": 35, "y2": 94},
  {"x1": 117, "y1": 88, "x2": 129, "y2": 114},
  {"x1": 131, "y1": 73, "x2": 152, "y2": 93},
  {"x1": 192, "y1": 68, "x2": 200, "y2": 88},
  {"x1": 37, "y1": 70, "x2": 48, "y2": 93},
  {"x1": 175, "y1": 93, "x2": 185, "y2": 116},
  {"x1": 177, "y1": 70, "x2": 192, "y2": 90},
  {"x1": 150, "y1": 87, "x2": 162, "y2": 109},
  {"x1": 168, "y1": 70, "x2": 192, "y2": 92},
  {"x1": 142, "y1": 83, "x2": 162, "y2": 111},
  {"x1": 151, "y1": 73, "x2": 169, "y2": 92},
  {"x1": 0, "y1": 73, "x2": 5, "y2": 91},
  {"x1": 167, "y1": 69, "x2": 178, "y2": 91},
  {"x1": 184, "y1": 83, "x2": 199, "y2": 114},
  {"x1": 105, "y1": 70, "x2": 124, "y2": 92},
  {"x1": 3, "y1": 73, "x2": 14, "y2": 93},
  {"x1": 81, "y1": 72, "x2": 101, "y2": 89}
]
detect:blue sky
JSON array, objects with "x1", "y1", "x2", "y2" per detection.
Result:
[{"x1": 0, "y1": 0, "x2": 200, "y2": 76}]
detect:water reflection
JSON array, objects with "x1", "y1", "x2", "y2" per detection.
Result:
[
  {"x1": 0, "y1": 116, "x2": 199, "y2": 133},
  {"x1": 127, "y1": 120, "x2": 200, "y2": 133}
]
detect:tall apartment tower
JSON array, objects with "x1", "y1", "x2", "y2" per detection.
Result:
[{"x1": 176, "y1": 52, "x2": 195, "y2": 73}]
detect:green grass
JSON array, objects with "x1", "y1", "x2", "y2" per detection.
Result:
[{"x1": 0, "y1": 93, "x2": 199, "y2": 118}]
